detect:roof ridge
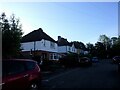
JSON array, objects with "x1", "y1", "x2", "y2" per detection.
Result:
[{"x1": 21, "y1": 28, "x2": 56, "y2": 43}]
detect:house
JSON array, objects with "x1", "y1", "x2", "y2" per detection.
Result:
[
  {"x1": 71, "y1": 42, "x2": 81, "y2": 54},
  {"x1": 21, "y1": 28, "x2": 59, "y2": 61},
  {"x1": 71, "y1": 41, "x2": 85, "y2": 55},
  {"x1": 57, "y1": 36, "x2": 77, "y2": 58},
  {"x1": 69, "y1": 42, "x2": 77, "y2": 54}
]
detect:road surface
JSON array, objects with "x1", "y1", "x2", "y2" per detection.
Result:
[{"x1": 41, "y1": 59, "x2": 120, "y2": 89}]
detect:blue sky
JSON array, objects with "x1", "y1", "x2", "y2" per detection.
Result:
[{"x1": 0, "y1": 2, "x2": 118, "y2": 44}]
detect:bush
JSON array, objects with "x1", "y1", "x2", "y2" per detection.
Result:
[{"x1": 59, "y1": 53, "x2": 79, "y2": 68}]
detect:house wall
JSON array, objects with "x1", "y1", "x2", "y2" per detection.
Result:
[
  {"x1": 70, "y1": 44, "x2": 77, "y2": 53},
  {"x1": 21, "y1": 39, "x2": 58, "y2": 53},
  {"x1": 58, "y1": 46, "x2": 67, "y2": 53},
  {"x1": 58, "y1": 45, "x2": 77, "y2": 54},
  {"x1": 58, "y1": 46, "x2": 72, "y2": 53}
]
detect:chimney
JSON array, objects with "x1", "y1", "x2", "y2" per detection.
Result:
[{"x1": 58, "y1": 36, "x2": 61, "y2": 42}]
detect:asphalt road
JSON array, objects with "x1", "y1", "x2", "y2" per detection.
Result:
[{"x1": 41, "y1": 59, "x2": 120, "y2": 89}]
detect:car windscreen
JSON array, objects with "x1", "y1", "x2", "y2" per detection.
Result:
[
  {"x1": 25, "y1": 61, "x2": 36, "y2": 70},
  {"x1": 2, "y1": 60, "x2": 26, "y2": 77}
]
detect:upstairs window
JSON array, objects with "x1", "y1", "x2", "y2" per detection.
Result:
[
  {"x1": 43, "y1": 40, "x2": 46, "y2": 47},
  {"x1": 69, "y1": 47, "x2": 71, "y2": 51},
  {"x1": 50, "y1": 42, "x2": 55, "y2": 49}
]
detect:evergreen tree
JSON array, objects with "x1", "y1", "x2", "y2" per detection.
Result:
[{"x1": 0, "y1": 13, "x2": 23, "y2": 59}]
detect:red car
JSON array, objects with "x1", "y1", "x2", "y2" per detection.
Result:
[{"x1": 1, "y1": 59, "x2": 42, "y2": 90}]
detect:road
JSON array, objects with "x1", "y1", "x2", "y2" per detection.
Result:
[{"x1": 41, "y1": 59, "x2": 120, "y2": 89}]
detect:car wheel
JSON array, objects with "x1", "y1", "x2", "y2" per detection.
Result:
[{"x1": 29, "y1": 82, "x2": 39, "y2": 90}]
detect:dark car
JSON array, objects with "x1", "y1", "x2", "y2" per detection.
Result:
[
  {"x1": 1, "y1": 59, "x2": 42, "y2": 90},
  {"x1": 92, "y1": 57, "x2": 99, "y2": 63},
  {"x1": 79, "y1": 57, "x2": 92, "y2": 66},
  {"x1": 112, "y1": 56, "x2": 120, "y2": 64}
]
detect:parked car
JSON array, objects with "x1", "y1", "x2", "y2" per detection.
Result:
[
  {"x1": 79, "y1": 57, "x2": 92, "y2": 66},
  {"x1": 112, "y1": 56, "x2": 120, "y2": 64},
  {"x1": 92, "y1": 57, "x2": 99, "y2": 63},
  {"x1": 1, "y1": 59, "x2": 42, "y2": 90}
]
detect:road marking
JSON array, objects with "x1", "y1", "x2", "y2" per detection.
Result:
[{"x1": 43, "y1": 68, "x2": 80, "y2": 81}]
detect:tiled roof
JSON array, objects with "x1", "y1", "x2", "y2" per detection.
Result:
[
  {"x1": 71, "y1": 42, "x2": 81, "y2": 49},
  {"x1": 58, "y1": 37, "x2": 70, "y2": 46},
  {"x1": 21, "y1": 28, "x2": 56, "y2": 43},
  {"x1": 74, "y1": 42, "x2": 81, "y2": 49}
]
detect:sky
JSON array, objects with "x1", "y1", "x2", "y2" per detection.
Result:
[{"x1": 0, "y1": 2, "x2": 118, "y2": 44}]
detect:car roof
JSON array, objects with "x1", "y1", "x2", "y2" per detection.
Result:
[
  {"x1": 2, "y1": 59, "x2": 36, "y2": 62},
  {"x1": 114, "y1": 56, "x2": 120, "y2": 58}
]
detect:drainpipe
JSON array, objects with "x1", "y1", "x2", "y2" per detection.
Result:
[
  {"x1": 66, "y1": 46, "x2": 67, "y2": 54},
  {"x1": 34, "y1": 41, "x2": 36, "y2": 57}
]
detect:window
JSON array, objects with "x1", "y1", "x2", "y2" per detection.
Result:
[
  {"x1": 69, "y1": 47, "x2": 71, "y2": 51},
  {"x1": 49, "y1": 53, "x2": 58, "y2": 60},
  {"x1": 3, "y1": 61, "x2": 25, "y2": 76},
  {"x1": 25, "y1": 61, "x2": 36, "y2": 70},
  {"x1": 72, "y1": 48, "x2": 74, "y2": 51},
  {"x1": 54, "y1": 54, "x2": 57, "y2": 59},
  {"x1": 50, "y1": 54, "x2": 53, "y2": 60},
  {"x1": 54, "y1": 53, "x2": 58, "y2": 59},
  {"x1": 50, "y1": 42, "x2": 55, "y2": 49},
  {"x1": 43, "y1": 40, "x2": 46, "y2": 47}
]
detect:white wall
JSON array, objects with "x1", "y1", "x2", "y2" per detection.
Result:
[
  {"x1": 58, "y1": 46, "x2": 67, "y2": 53},
  {"x1": 70, "y1": 44, "x2": 77, "y2": 53},
  {"x1": 21, "y1": 39, "x2": 58, "y2": 53},
  {"x1": 58, "y1": 45, "x2": 77, "y2": 53},
  {"x1": 21, "y1": 42, "x2": 34, "y2": 51}
]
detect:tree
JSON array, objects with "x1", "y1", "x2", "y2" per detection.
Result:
[
  {"x1": 79, "y1": 42, "x2": 86, "y2": 50},
  {"x1": 86, "y1": 43, "x2": 94, "y2": 51},
  {"x1": 1, "y1": 13, "x2": 23, "y2": 59},
  {"x1": 110, "y1": 36, "x2": 120, "y2": 57},
  {"x1": 72, "y1": 41, "x2": 86, "y2": 50},
  {"x1": 86, "y1": 43, "x2": 96, "y2": 57},
  {"x1": 111, "y1": 37, "x2": 118, "y2": 45},
  {"x1": 95, "y1": 42, "x2": 106, "y2": 59},
  {"x1": 99, "y1": 35, "x2": 111, "y2": 51},
  {"x1": 99, "y1": 35, "x2": 112, "y2": 58}
]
